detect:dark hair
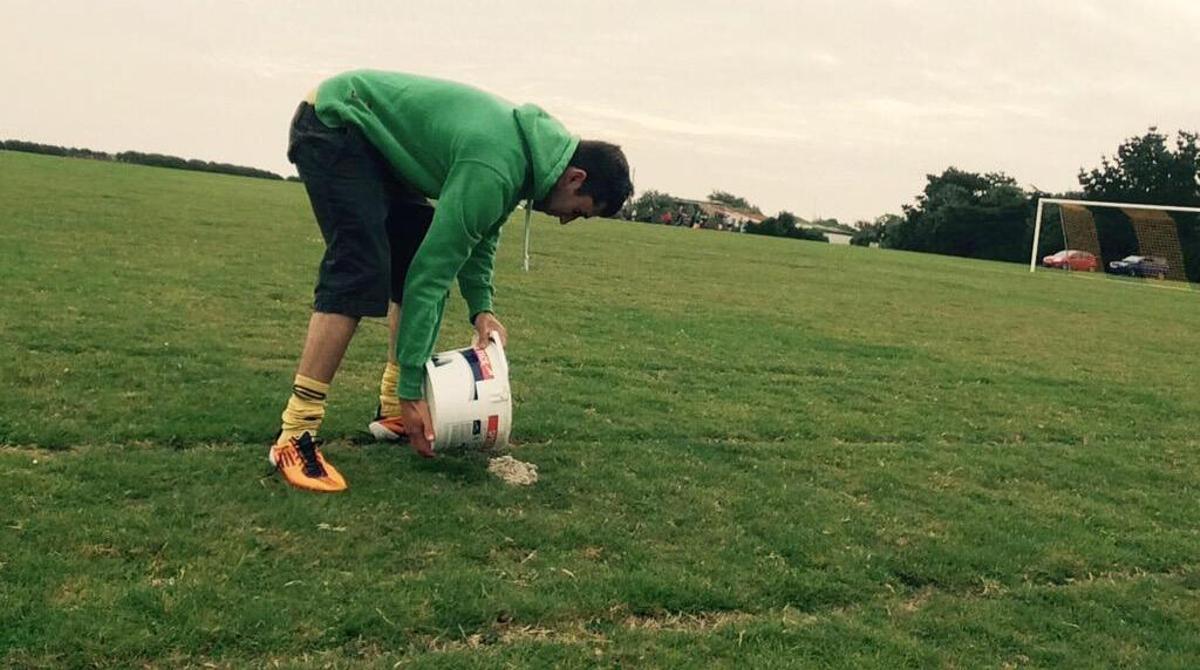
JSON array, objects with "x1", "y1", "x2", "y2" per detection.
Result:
[{"x1": 570, "y1": 140, "x2": 633, "y2": 217}]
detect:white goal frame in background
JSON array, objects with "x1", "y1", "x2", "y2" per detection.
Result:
[{"x1": 1029, "y1": 197, "x2": 1200, "y2": 274}]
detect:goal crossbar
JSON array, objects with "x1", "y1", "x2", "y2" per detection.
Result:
[{"x1": 1029, "y1": 198, "x2": 1200, "y2": 272}]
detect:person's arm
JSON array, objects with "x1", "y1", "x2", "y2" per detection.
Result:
[
  {"x1": 395, "y1": 161, "x2": 512, "y2": 401},
  {"x1": 457, "y1": 226, "x2": 500, "y2": 323}
]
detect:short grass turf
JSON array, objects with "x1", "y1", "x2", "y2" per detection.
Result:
[{"x1": 2, "y1": 149, "x2": 1200, "y2": 668}]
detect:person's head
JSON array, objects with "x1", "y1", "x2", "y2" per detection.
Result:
[{"x1": 534, "y1": 140, "x2": 633, "y2": 224}]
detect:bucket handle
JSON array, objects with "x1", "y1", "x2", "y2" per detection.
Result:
[
  {"x1": 487, "y1": 330, "x2": 504, "y2": 351},
  {"x1": 486, "y1": 330, "x2": 508, "y2": 373}
]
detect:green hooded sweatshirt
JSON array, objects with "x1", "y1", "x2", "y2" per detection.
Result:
[{"x1": 313, "y1": 70, "x2": 579, "y2": 399}]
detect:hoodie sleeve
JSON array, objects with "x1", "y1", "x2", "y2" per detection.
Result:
[
  {"x1": 396, "y1": 160, "x2": 513, "y2": 399},
  {"x1": 457, "y1": 225, "x2": 500, "y2": 322}
]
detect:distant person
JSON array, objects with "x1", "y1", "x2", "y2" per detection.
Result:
[{"x1": 274, "y1": 70, "x2": 633, "y2": 492}]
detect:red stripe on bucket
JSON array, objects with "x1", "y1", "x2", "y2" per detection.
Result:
[
  {"x1": 484, "y1": 414, "x2": 499, "y2": 448},
  {"x1": 476, "y1": 349, "x2": 495, "y2": 380}
]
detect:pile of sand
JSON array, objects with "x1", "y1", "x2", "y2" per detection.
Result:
[{"x1": 488, "y1": 455, "x2": 538, "y2": 486}]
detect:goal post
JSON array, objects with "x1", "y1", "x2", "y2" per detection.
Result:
[{"x1": 1029, "y1": 198, "x2": 1200, "y2": 282}]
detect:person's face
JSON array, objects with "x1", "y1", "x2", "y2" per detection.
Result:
[{"x1": 534, "y1": 167, "x2": 607, "y2": 225}]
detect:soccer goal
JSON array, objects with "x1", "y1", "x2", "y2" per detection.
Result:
[{"x1": 1029, "y1": 198, "x2": 1200, "y2": 284}]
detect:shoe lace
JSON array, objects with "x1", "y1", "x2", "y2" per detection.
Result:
[{"x1": 295, "y1": 433, "x2": 328, "y2": 478}]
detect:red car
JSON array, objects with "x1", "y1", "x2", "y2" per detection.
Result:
[{"x1": 1042, "y1": 249, "x2": 1099, "y2": 272}]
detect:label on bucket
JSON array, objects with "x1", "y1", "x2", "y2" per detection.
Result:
[
  {"x1": 441, "y1": 420, "x2": 480, "y2": 450},
  {"x1": 437, "y1": 416, "x2": 501, "y2": 451},
  {"x1": 477, "y1": 350, "x2": 495, "y2": 380},
  {"x1": 459, "y1": 348, "x2": 495, "y2": 382}
]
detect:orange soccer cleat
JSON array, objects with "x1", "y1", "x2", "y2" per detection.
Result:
[
  {"x1": 269, "y1": 432, "x2": 347, "y2": 493},
  {"x1": 367, "y1": 405, "x2": 408, "y2": 443}
]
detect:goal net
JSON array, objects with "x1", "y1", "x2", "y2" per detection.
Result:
[{"x1": 1029, "y1": 198, "x2": 1200, "y2": 284}]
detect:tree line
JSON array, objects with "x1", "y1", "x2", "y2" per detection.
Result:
[
  {"x1": 1, "y1": 139, "x2": 291, "y2": 181},
  {"x1": 848, "y1": 128, "x2": 1200, "y2": 281}
]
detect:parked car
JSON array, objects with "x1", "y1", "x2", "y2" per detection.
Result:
[
  {"x1": 1108, "y1": 255, "x2": 1169, "y2": 279},
  {"x1": 1042, "y1": 249, "x2": 1099, "y2": 272}
]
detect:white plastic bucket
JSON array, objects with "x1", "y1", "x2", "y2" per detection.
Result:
[{"x1": 423, "y1": 332, "x2": 512, "y2": 453}]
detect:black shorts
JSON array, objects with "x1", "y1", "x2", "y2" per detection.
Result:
[{"x1": 287, "y1": 102, "x2": 434, "y2": 318}]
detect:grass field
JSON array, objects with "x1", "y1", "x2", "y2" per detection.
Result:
[{"x1": 2, "y1": 149, "x2": 1200, "y2": 668}]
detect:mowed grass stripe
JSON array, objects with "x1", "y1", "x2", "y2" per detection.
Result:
[{"x1": 2, "y1": 150, "x2": 1199, "y2": 667}]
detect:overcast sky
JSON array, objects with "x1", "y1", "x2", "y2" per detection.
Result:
[{"x1": 3, "y1": 0, "x2": 1197, "y2": 223}]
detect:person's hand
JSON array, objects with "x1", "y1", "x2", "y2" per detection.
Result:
[
  {"x1": 400, "y1": 399, "x2": 436, "y2": 458},
  {"x1": 472, "y1": 311, "x2": 508, "y2": 349}
]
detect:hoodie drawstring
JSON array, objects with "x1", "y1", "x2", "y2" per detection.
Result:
[{"x1": 522, "y1": 200, "x2": 532, "y2": 272}]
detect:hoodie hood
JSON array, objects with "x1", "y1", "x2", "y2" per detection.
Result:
[{"x1": 514, "y1": 104, "x2": 580, "y2": 202}]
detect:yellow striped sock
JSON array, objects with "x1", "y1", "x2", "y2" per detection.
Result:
[
  {"x1": 280, "y1": 374, "x2": 329, "y2": 441},
  {"x1": 379, "y1": 361, "x2": 401, "y2": 417}
]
